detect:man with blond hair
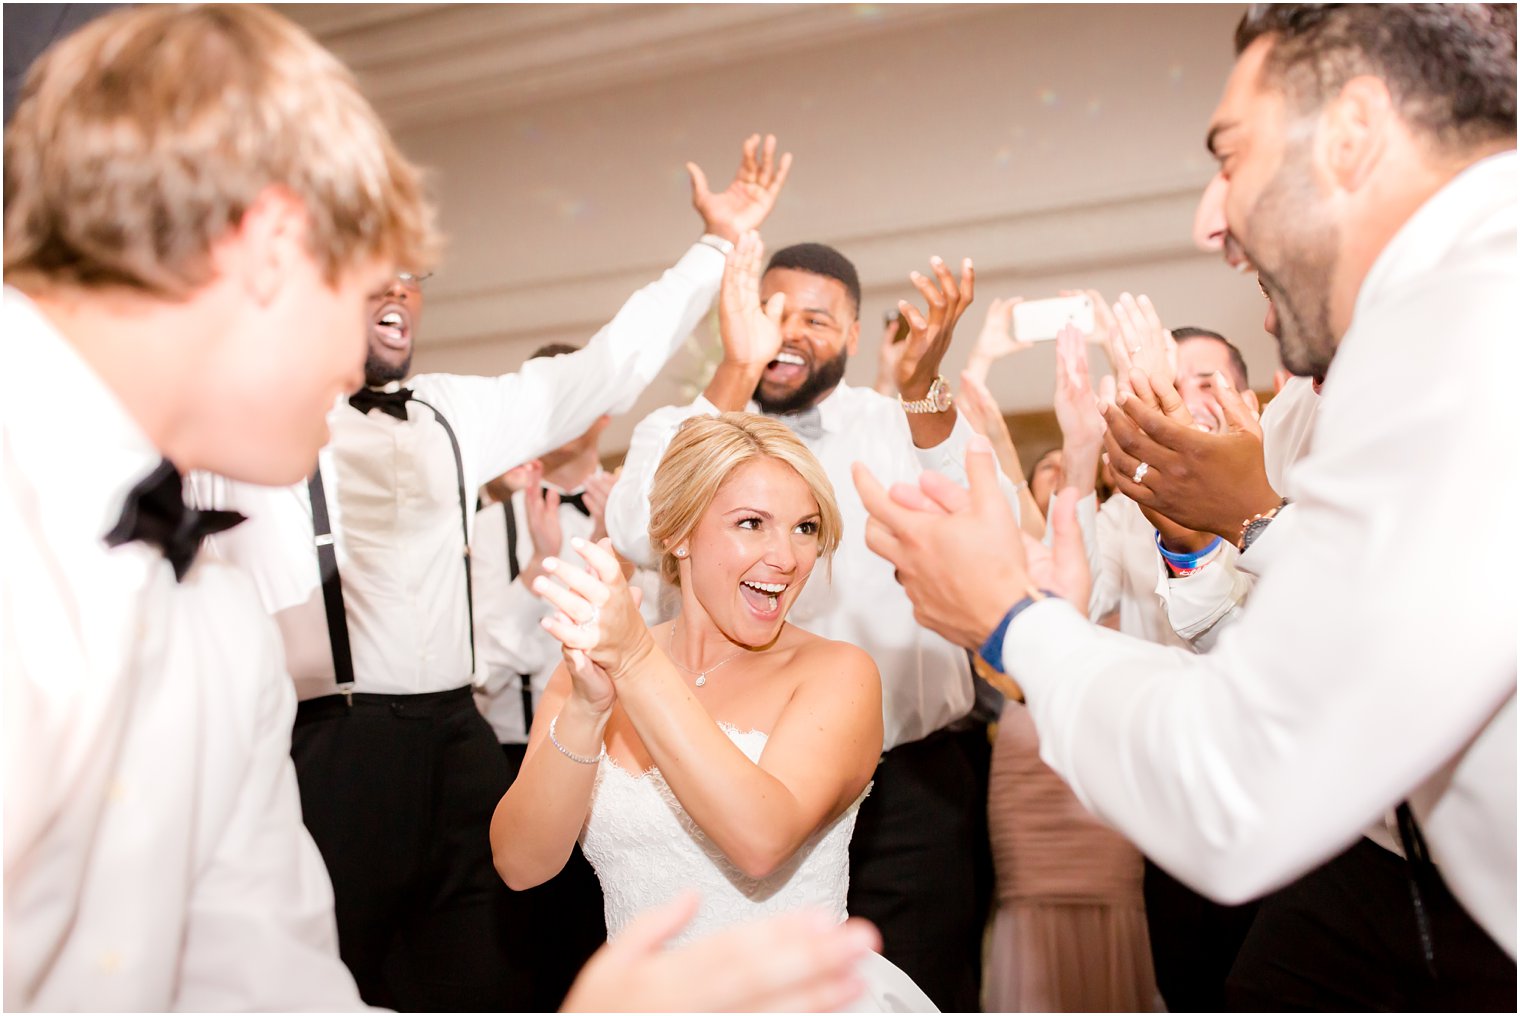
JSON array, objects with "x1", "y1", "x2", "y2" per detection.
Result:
[
  {"x1": 2, "y1": 7, "x2": 890, "y2": 1014},
  {"x1": 2, "y1": 5, "x2": 433, "y2": 1009}
]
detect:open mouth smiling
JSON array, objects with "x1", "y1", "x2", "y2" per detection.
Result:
[
  {"x1": 739, "y1": 578, "x2": 787, "y2": 613},
  {"x1": 372, "y1": 304, "x2": 411, "y2": 350}
]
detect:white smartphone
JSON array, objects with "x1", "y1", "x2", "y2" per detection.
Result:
[{"x1": 1012, "y1": 295, "x2": 1095, "y2": 343}]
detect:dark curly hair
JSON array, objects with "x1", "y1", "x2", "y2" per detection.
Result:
[
  {"x1": 765, "y1": 242, "x2": 862, "y2": 318},
  {"x1": 1234, "y1": 4, "x2": 1516, "y2": 154}
]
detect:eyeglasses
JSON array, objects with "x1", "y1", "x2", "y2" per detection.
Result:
[{"x1": 396, "y1": 271, "x2": 433, "y2": 290}]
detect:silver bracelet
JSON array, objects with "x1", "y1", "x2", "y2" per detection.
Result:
[
  {"x1": 698, "y1": 232, "x2": 735, "y2": 256},
  {"x1": 549, "y1": 713, "x2": 603, "y2": 766}
]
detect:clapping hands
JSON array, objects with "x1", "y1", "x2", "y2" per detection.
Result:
[{"x1": 532, "y1": 537, "x2": 653, "y2": 713}]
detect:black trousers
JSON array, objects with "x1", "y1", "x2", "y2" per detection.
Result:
[
  {"x1": 1143, "y1": 858, "x2": 1261, "y2": 1012},
  {"x1": 1226, "y1": 836, "x2": 1517, "y2": 1011},
  {"x1": 292, "y1": 686, "x2": 529, "y2": 1012},
  {"x1": 498, "y1": 742, "x2": 608, "y2": 1013},
  {"x1": 847, "y1": 723, "x2": 994, "y2": 1013}
]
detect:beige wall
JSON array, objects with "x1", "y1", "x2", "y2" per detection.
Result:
[{"x1": 374, "y1": 3, "x2": 1266, "y2": 454}]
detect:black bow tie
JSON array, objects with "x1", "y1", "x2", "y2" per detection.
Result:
[
  {"x1": 349, "y1": 386, "x2": 414, "y2": 421},
  {"x1": 104, "y1": 459, "x2": 246, "y2": 581},
  {"x1": 545, "y1": 485, "x2": 591, "y2": 517}
]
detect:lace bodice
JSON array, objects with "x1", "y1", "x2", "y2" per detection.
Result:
[{"x1": 581, "y1": 723, "x2": 863, "y2": 945}]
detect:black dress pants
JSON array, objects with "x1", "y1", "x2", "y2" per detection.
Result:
[
  {"x1": 1143, "y1": 858, "x2": 1261, "y2": 1011},
  {"x1": 847, "y1": 723, "x2": 993, "y2": 1013},
  {"x1": 1226, "y1": 836, "x2": 1517, "y2": 1011},
  {"x1": 499, "y1": 741, "x2": 608, "y2": 1013},
  {"x1": 292, "y1": 686, "x2": 529, "y2": 1012}
]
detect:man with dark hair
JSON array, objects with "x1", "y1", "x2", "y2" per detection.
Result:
[
  {"x1": 1173, "y1": 325, "x2": 1249, "y2": 393},
  {"x1": 607, "y1": 232, "x2": 1012, "y2": 1010},
  {"x1": 751, "y1": 243, "x2": 863, "y2": 415},
  {"x1": 858, "y1": 2, "x2": 1516, "y2": 1008}
]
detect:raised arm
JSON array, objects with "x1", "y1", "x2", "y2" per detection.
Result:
[
  {"x1": 957, "y1": 369, "x2": 1043, "y2": 538},
  {"x1": 533, "y1": 539, "x2": 882, "y2": 880},
  {"x1": 704, "y1": 230, "x2": 784, "y2": 413},
  {"x1": 894, "y1": 256, "x2": 974, "y2": 449},
  {"x1": 963, "y1": 296, "x2": 1030, "y2": 386},
  {"x1": 423, "y1": 134, "x2": 792, "y2": 483}
]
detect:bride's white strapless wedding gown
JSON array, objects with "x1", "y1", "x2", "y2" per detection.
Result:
[{"x1": 580, "y1": 723, "x2": 938, "y2": 1013}]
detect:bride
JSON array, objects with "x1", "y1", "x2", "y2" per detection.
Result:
[{"x1": 491, "y1": 411, "x2": 935, "y2": 1013}]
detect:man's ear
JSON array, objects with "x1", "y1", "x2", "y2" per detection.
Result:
[
  {"x1": 222, "y1": 186, "x2": 310, "y2": 306},
  {"x1": 845, "y1": 319, "x2": 861, "y2": 357},
  {"x1": 1243, "y1": 389, "x2": 1261, "y2": 415},
  {"x1": 1318, "y1": 75, "x2": 1395, "y2": 192}
]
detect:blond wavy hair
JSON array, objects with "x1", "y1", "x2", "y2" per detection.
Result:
[
  {"x1": 4, "y1": 4, "x2": 439, "y2": 296},
  {"x1": 649, "y1": 413, "x2": 842, "y2": 586}
]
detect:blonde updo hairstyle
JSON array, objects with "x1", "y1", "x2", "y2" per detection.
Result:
[{"x1": 648, "y1": 413, "x2": 842, "y2": 587}]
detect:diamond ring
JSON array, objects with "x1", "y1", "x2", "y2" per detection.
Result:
[
  {"x1": 577, "y1": 606, "x2": 600, "y2": 631},
  {"x1": 1132, "y1": 461, "x2": 1150, "y2": 484}
]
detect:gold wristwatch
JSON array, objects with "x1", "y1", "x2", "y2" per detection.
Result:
[{"x1": 900, "y1": 376, "x2": 953, "y2": 414}]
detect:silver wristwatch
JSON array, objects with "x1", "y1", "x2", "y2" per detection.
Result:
[{"x1": 900, "y1": 376, "x2": 953, "y2": 414}]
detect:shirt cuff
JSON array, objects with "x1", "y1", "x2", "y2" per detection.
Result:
[
  {"x1": 681, "y1": 239, "x2": 728, "y2": 275},
  {"x1": 999, "y1": 596, "x2": 1091, "y2": 699}
]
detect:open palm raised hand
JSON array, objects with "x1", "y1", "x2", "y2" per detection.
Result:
[{"x1": 688, "y1": 133, "x2": 792, "y2": 243}]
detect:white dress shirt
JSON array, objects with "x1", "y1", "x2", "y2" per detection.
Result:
[
  {"x1": 472, "y1": 483, "x2": 667, "y2": 744},
  {"x1": 1088, "y1": 492, "x2": 1245, "y2": 649},
  {"x1": 1261, "y1": 375, "x2": 1320, "y2": 494},
  {"x1": 195, "y1": 243, "x2": 723, "y2": 700},
  {"x1": 1002, "y1": 151, "x2": 1518, "y2": 955},
  {"x1": 2, "y1": 290, "x2": 364, "y2": 1010},
  {"x1": 607, "y1": 382, "x2": 1000, "y2": 751}
]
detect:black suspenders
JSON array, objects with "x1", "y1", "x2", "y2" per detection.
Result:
[
  {"x1": 307, "y1": 397, "x2": 475, "y2": 703},
  {"x1": 500, "y1": 496, "x2": 536, "y2": 732}
]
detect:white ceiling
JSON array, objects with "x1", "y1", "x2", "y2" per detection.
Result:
[{"x1": 282, "y1": 3, "x2": 981, "y2": 132}]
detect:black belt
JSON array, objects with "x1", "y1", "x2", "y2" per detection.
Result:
[{"x1": 296, "y1": 683, "x2": 475, "y2": 721}]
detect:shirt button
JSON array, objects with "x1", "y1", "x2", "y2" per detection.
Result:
[
  {"x1": 107, "y1": 780, "x2": 127, "y2": 803},
  {"x1": 99, "y1": 951, "x2": 122, "y2": 973}
]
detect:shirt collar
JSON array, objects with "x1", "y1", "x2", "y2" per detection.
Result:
[
  {"x1": 810, "y1": 382, "x2": 851, "y2": 435},
  {"x1": 1356, "y1": 150, "x2": 1517, "y2": 322},
  {"x1": 3, "y1": 287, "x2": 163, "y2": 543}
]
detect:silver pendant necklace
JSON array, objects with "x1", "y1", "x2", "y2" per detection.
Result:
[{"x1": 666, "y1": 623, "x2": 746, "y2": 687}]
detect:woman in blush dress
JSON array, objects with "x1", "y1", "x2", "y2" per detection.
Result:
[
  {"x1": 983, "y1": 695, "x2": 1158, "y2": 1012},
  {"x1": 491, "y1": 412, "x2": 934, "y2": 1012}
]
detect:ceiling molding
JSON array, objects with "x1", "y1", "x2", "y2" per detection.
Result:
[
  {"x1": 283, "y1": 3, "x2": 981, "y2": 132},
  {"x1": 418, "y1": 182, "x2": 1211, "y2": 352}
]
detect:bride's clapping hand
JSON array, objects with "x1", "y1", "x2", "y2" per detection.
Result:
[{"x1": 533, "y1": 536, "x2": 655, "y2": 686}]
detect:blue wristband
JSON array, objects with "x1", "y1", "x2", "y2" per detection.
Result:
[
  {"x1": 1154, "y1": 531, "x2": 1222, "y2": 571},
  {"x1": 978, "y1": 589, "x2": 1058, "y2": 673}
]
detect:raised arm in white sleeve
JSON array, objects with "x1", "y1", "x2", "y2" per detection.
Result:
[{"x1": 414, "y1": 243, "x2": 725, "y2": 486}]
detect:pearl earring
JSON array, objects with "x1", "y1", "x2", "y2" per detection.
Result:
[{"x1": 674, "y1": 547, "x2": 687, "y2": 558}]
